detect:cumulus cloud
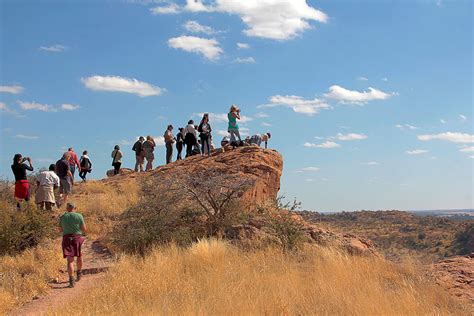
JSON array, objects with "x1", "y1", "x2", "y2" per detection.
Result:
[
  {"x1": 157, "y1": 0, "x2": 328, "y2": 41},
  {"x1": 168, "y1": 36, "x2": 223, "y2": 61},
  {"x1": 15, "y1": 134, "x2": 39, "y2": 140},
  {"x1": 304, "y1": 141, "x2": 340, "y2": 148},
  {"x1": 61, "y1": 104, "x2": 80, "y2": 111},
  {"x1": 260, "y1": 95, "x2": 330, "y2": 115},
  {"x1": 325, "y1": 85, "x2": 394, "y2": 105},
  {"x1": 459, "y1": 146, "x2": 474, "y2": 153},
  {"x1": 333, "y1": 133, "x2": 367, "y2": 141},
  {"x1": 39, "y1": 44, "x2": 67, "y2": 52},
  {"x1": 150, "y1": 3, "x2": 181, "y2": 14},
  {"x1": 183, "y1": 20, "x2": 217, "y2": 34},
  {"x1": 417, "y1": 132, "x2": 474, "y2": 144},
  {"x1": 406, "y1": 149, "x2": 429, "y2": 155},
  {"x1": 395, "y1": 124, "x2": 418, "y2": 130},
  {"x1": 0, "y1": 84, "x2": 24, "y2": 94},
  {"x1": 234, "y1": 57, "x2": 256, "y2": 63},
  {"x1": 82, "y1": 75, "x2": 164, "y2": 97},
  {"x1": 18, "y1": 101, "x2": 57, "y2": 112},
  {"x1": 237, "y1": 42, "x2": 250, "y2": 49}
]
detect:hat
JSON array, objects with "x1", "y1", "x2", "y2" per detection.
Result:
[
  {"x1": 66, "y1": 202, "x2": 76, "y2": 209},
  {"x1": 267, "y1": 132, "x2": 271, "y2": 138}
]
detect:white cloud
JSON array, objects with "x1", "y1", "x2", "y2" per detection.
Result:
[
  {"x1": 18, "y1": 101, "x2": 57, "y2": 112},
  {"x1": 301, "y1": 166, "x2": 320, "y2": 172},
  {"x1": 0, "y1": 84, "x2": 24, "y2": 94},
  {"x1": 15, "y1": 134, "x2": 39, "y2": 140},
  {"x1": 406, "y1": 149, "x2": 429, "y2": 155},
  {"x1": 325, "y1": 85, "x2": 394, "y2": 104},
  {"x1": 168, "y1": 36, "x2": 223, "y2": 61},
  {"x1": 459, "y1": 114, "x2": 467, "y2": 121},
  {"x1": 304, "y1": 141, "x2": 340, "y2": 148},
  {"x1": 395, "y1": 124, "x2": 419, "y2": 130},
  {"x1": 153, "y1": 136, "x2": 166, "y2": 147},
  {"x1": 0, "y1": 102, "x2": 20, "y2": 116},
  {"x1": 194, "y1": 112, "x2": 253, "y2": 123},
  {"x1": 237, "y1": 42, "x2": 250, "y2": 49},
  {"x1": 254, "y1": 112, "x2": 268, "y2": 118},
  {"x1": 260, "y1": 95, "x2": 330, "y2": 115},
  {"x1": 82, "y1": 75, "x2": 164, "y2": 97},
  {"x1": 261, "y1": 122, "x2": 272, "y2": 127},
  {"x1": 459, "y1": 146, "x2": 474, "y2": 153},
  {"x1": 362, "y1": 162, "x2": 379, "y2": 166},
  {"x1": 150, "y1": 3, "x2": 181, "y2": 14},
  {"x1": 333, "y1": 133, "x2": 367, "y2": 141},
  {"x1": 440, "y1": 119, "x2": 446, "y2": 124},
  {"x1": 61, "y1": 103, "x2": 81, "y2": 111},
  {"x1": 158, "y1": 0, "x2": 328, "y2": 41},
  {"x1": 39, "y1": 44, "x2": 67, "y2": 52},
  {"x1": 183, "y1": 20, "x2": 217, "y2": 34},
  {"x1": 418, "y1": 132, "x2": 474, "y2": 144},
  {"x1": 357, "y1": 76, "x2": 368, "y2": 81},
  {"x1": 234, "y1": 57, "x2": 256, "y2": 63},
  {"x1": 382, "y1": 77, "x2": 388, "y2": 82},
  {"x1": 217, "y1": 130, "x2": 229, "y2": 136}
]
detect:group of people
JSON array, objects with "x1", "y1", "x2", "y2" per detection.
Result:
[{"x1": 10, "y1": 148, "x2": 92, "y2": 211}]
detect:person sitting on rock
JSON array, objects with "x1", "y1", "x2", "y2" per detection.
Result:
[
  {"x1": 59, "y1": 202, "x2": 87, "y2": 288},
  {"x1": 142, "y1": 136, "x2": 156, "y2": 171},
  {"x1": 11, "y1": 154, "x2": 34, "y2": 210},
  {"x1": 164, "y1": 125, "x2": 175, "y2": 164},
  {"x1": 249, "y1": 133, "x2": 272, "y2": 149},
  {"x1": 79, "y1": 150, "x2": 92, "y2": 181},
  {"x1": 111, "y1": 145, "x2": 123, "y2": 175},
  {"x1": 184, "y1": 120, "x2": 197, "y2": 158},
  {"x1": 176, "y1": 128, "x2": 185, "y2": 160},
  {"x1": 35, "y1": 164, "x2": 60, "y2": 211}
]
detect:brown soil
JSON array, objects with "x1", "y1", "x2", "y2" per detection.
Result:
[{"x1": 10, "y1": 239, "x2": 113, "y2": 316}]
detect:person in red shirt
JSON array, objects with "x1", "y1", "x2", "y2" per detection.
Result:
[{"x1": 67, "y1": 148, "x2": 81, "y2": 184}]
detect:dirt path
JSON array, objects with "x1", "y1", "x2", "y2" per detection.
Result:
[{"x1": 11, "y1": 239, "x2": 113, "y2": 316}]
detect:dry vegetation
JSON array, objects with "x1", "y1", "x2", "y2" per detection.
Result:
[
  {"x1": 300, "y1": 210, "x2": 473, "y2": 262},
  {"x1": 49, "y1": 239, "x2": 468, "y2": 315}
]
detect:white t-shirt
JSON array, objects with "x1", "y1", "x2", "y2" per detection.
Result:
[
  {"x1": 185, "y1": 124, "x2": 197, "y2": 137},
  {"x1": 38, "y1": 170, "x2": 60, "y2": 188}
]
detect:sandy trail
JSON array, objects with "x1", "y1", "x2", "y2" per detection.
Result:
[{"x1": 11, "y1": 239, "x2": 113, "y2": 316}]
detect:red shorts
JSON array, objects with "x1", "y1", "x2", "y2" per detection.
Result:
[
  {"x1": 62, "y1": 234, "x2": 85, "y2": 258},
  {"x1": 14, "y1": 180, "x2": 30, "y2": 200}
]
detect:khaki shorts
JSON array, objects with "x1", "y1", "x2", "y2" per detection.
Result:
[{"x1": 60, "y1": 178, "x2": 72, "y2": 194}]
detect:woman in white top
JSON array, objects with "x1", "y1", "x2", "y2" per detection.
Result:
[{"x1": 184, "y1": 120, "x2": 197, "y2": 158}]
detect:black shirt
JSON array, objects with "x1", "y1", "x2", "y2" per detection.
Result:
[
  {"x1": 11, "y1": 163, "x2": 33, "y2": 181},
  {"x1": 56, "y1": 159, "x2": 70, "y2": 179}
]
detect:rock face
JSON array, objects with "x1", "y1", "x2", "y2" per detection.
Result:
[
  {"x1": 106, "y1": 168, "x2": 134, "y2": 178},
  {"x1": 431, "y1": 254, "x2": 474, "y2": 307}
]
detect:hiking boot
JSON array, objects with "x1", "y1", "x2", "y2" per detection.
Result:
[
  {"x1": 68, "y1": 276, "x2": 75, "y2": 288},
  {"x1": 76, "y1": 270, "x2": 82, "y2": 282}
]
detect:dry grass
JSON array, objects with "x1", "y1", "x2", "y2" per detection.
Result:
[
  {"x1": 0, "y1": 241, "x2": 62, "y2": 314},
  {"x1": 50, "y1": 239, "x2": 468, "y2": 315}
]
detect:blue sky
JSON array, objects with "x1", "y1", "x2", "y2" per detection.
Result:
[{"x1": 1, "y1": 0, "x2": 472, "y2": 211}]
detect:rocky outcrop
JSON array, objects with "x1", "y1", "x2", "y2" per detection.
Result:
[
  {"x1": 106, "y1": 168, "x2": 134, "y2": 178},
  {"x1": 431, "y1": 254, "x2": 474, "y2": 306}
]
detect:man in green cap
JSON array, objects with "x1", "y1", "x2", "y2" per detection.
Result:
[{"x1": 59, "y1": 202, "x2": 87, "y2": 288}]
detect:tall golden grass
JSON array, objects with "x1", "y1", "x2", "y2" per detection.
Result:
[
  {"x1": 0, "y1": 241, "x2": 62, "y2": 314},
  {"x1": 50, "y1": 239, "x2": 468, "y2": 315}
]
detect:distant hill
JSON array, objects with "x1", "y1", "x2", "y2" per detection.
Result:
[{"x1": 299, "y1": 210, "x2": 473, "y2": 263}]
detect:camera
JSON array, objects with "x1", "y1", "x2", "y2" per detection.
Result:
[{"x1": 22, "y1": 157, "x2": 29, "y2": 162}]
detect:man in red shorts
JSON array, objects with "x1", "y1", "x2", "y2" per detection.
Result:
[{"x1": 59, "y1": 202, "x2": 87, "y2": 288}]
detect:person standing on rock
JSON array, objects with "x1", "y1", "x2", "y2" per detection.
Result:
[
  {"x1": 111, "y1": 145, "x2": 123, "y2": 176},
  {"x1": 132, "y1": 136, "x2": 145, "y2": 172},
  {"x1": 79, "y1": 150, "x2": 92, "y2": 182},
  {"x1": 56, "y1": 152, "x2": 73, "y2": 207},
  {"x1": 228, "y1": 104, "x2": 241, "y2": 146},
  {"x1": 176, "y1": 128, "x2": 185, "y2": 160},
  {"x1": 198, "y1": 113, "x2": 212, "y2": 157},
  {"x1": 59, "y1": 202, "x2": 87, "y2": 288},
  {"x1": 184, "y1": 120, "x2": 197, "y2": 158},
  {"x1": 143, "y1": 135, "x2": 156, "y2": 171},
  {"x1": 35, "y1": 164, "x2": 60, "y2": 211},
  {"x1": 164, "y1": 125, "x2": 175, "y2": 164},
  {"x1": 11, "y1": 154, "x2": 34, "y2": 210},
  {"x1": 67, "y1": 148, "x2": 81, "y2": 184}
]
